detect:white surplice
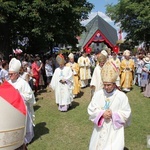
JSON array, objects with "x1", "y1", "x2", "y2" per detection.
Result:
[
  {"x1": 90, "y1": 64, "x2": 103, "y2": 92},
  {"x1": 88, "y1": 89, "x2": 131, "y2": 150},
  {"x1": 50, "y1": 66, "x2": 73, "y2": 106},
  {"x1": 8, "y1": 77, "x2": 36, "y2": 144}
]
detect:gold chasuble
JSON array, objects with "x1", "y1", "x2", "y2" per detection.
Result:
[
  {"x1": 66, "y1": 62, "x2": 80, "y2": 95},
  {"x1": 120, "y1": 59, "x2": 135, "y2": 90}
]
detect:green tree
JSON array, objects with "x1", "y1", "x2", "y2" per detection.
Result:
[
  {"x1": 106, "y1": 0, "x2": 150, "y2": 45},
  {"x1": 0, "y1": 0, "x2": 93, "y2": 55}
]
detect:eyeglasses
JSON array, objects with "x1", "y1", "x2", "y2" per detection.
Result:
[{"x1": 8, "y1": 73, "x2": 16, "y2": 76}]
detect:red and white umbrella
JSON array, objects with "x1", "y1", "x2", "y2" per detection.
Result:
[{"x1": 0, "y1": 81, "x2": 27, "y2": 150}]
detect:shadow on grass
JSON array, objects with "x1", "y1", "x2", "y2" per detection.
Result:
[
  {"x1": 69, "y1": 101, "x2": 79, "y2": 111},
  {"x1": 31, "y1": 122, "x2": 49, "y2": 143},
  {"x1": 34, "y1": 105, "x2": 41, "y2": 112},
  {"x1": 124, "y1": 147, "x2": 129, "y2": 150},
  {"x1": 38, "y1": 89, "x2": 47, "y2": 94},
  {"x1": 35, "y1": 96, "x2": 44, "y2": 102},
  {"x1": 77, "y1": 91, "x2": 84, "y2": 98}
]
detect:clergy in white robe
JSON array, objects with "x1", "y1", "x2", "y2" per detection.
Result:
[
  {"x1": 8, "y1": 58, "x2": 36, "y2": 146},
  {"x1": 50, "y1": 55, "x2": 73, "y2": 112},
  {"x1": 90, "y1": 53, "x2": 107, "y2": 96},
  {"x1": 66, "y1": 53, "x2": 80, "y2": 98},
  {"x1": 88, "y1": 61, "x2": 131, "y2": 150}
]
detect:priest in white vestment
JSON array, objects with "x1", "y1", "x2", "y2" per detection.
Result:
[
  {"x1": 8, "y1": 58, "x2": 36, "y2": 146},
  {"x1": 50, "y1": 55, "x2": 73, "y2": 112},
  {"x1": 90, "y1": 53, "x2": 107, "y2": 97},
  {"x1": 66, "y1": 53, "x2": 80, "y2": 98},
  {"x1": 88, "y1": 61, "x2": 131, "y2": 150}
]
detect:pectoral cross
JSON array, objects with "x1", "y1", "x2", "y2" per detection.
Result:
[{"x1": 103, "y1": 98, "x2": 110, "y2": 110}]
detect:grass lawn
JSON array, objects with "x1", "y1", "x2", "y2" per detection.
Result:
[{"x1": 28, "y1": 85, "x2": 150, "y2": 150}]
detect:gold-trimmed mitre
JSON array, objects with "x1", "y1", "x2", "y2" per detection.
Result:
[
  {"x1": 101, "y1": 61, "x2": 118, "y2": 83},
  {"x1": 97, "y1": 54, "x2": 107, "y2": 63},
  {"x1": 123, "y1": 50, "x2": 130, "y2": 56},
  {"x1": 68, "y1": 53, "x2": 74, "y2": 59}
]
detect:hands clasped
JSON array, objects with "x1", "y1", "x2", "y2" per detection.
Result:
[
  {"x1": 59, "y1": 80, "x2": 66, "y2": 84},
  {"x1": 103, "y1": 109, "x2": 112, "y2": 119}
]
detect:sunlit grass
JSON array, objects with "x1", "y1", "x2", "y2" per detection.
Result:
[
  {"x1": 125, "y1": 85, "x2": 150, "y2": 150},
  {"x1": 28, "y1": 85, "x2": 150, "y2": 150}
]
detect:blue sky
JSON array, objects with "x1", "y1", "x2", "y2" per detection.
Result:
[
  {"x1": 89, "y1": 0, "x2": 118, "y2": 13},
  {"x1": 81, "y1": 0, "x2": 126, "y2": 38}
]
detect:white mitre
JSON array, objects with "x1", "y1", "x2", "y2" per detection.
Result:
[
  {"x1": 123, "y1": 50, "x2": 130, "y2": 56},
  {"x1": 9, "y1": 58, "x2": 21, "y2": 72},
  {"x1": 68, "y1": 53, "x2": 74, "y2": 59},
  {"x1": 101, "y1": 50, "x2": 108, "y2": 57}
]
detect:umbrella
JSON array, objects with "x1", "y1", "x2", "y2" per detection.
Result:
[{"x1": 0, "y1": 81, "x2": 27, "y2": 150}]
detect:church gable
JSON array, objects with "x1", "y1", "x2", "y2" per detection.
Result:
[
  {"x1": 83, "y1": 30, "x2": 114, "y2": 50},
  {"x1": 78, "y1": 15, "x2": 118, "y2": 51}
]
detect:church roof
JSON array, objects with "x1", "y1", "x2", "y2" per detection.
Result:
[{"x1": 78, "y1": 15, "x2": 118, "y2": 49}]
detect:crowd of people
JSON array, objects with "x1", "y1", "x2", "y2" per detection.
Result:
[{"x1": 0, "y1": 48, "x2": 150, "y2": 149}]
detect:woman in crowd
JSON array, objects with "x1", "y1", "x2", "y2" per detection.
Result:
[
  {"x1": 31, "y1": 57, "x2": 43, "y2": 94},
  {"x1": 0, "y1": 60, "x2": 9, "y2": 82},
  {"x1": 136, "y1": 53, "x2": 144, "y2": 86},
  {"x1": 140, "y1": 57, "x2": 150, "y2": 92}
]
